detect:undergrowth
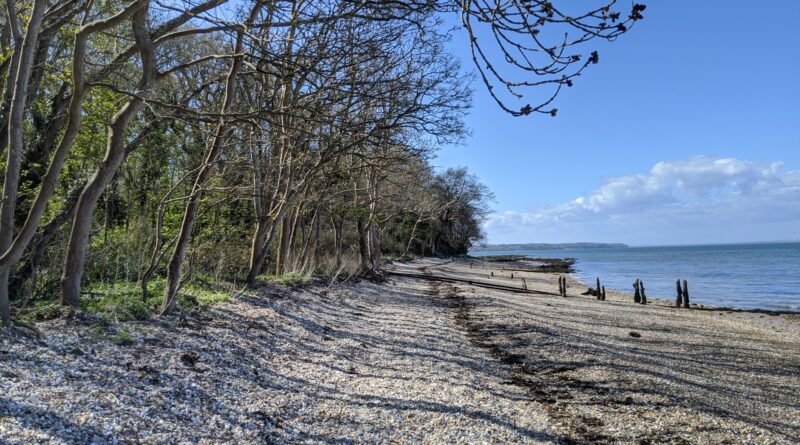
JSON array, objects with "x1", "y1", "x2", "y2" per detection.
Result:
[
  {"x1": 256, "y1": 271, "x2": 309, "y2": 287},
  {"x1": 17, "y1": 275, "x2": 230, "y2": 324}
]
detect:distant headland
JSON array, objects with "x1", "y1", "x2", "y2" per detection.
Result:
[{"x1": 472, "y1": 242, "x2": 629, "y2": 252}]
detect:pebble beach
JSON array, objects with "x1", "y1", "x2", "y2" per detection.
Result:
[{"x1": 2, "y1": 258, "x2": 798, "y2": 444}]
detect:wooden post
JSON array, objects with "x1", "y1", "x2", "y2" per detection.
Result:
[
  {"x1": 596, "y1": 277, "x2": 601, "y2": 300},
  {"x1": 558, "y1": 277, "x2": 563, "y2": 296},
  {"x1": 601, "y1": 286, "x2": 606, "y2": 301},
  {"x1": 675, "y1": 279, "x2": 683, "y2": 307},
  {"x1": 522, "y1": 278, "x2": 528, "y2": 290},
  {"x1": 640, "y1": 281, "x2": 647, "y2": 305},
  {"x1": 490, "y1": 271, "x2": 493, "y2": 277},
  {"x1": 633, "y1": 279, "x2": 641, "y2": 303},
  {"x1": 682, "y1": 280, "x2": 690, "y2": 308},
  {"x1": 511, "y1": 273, "x2": 514, "y2": 279}
]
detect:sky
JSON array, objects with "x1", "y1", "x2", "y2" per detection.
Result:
[{"x1": 434, "y1": 1, "x2": 800, "y2": 246}]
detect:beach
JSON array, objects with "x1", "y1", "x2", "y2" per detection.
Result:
[{"x1": 2, "y1": 257, "x2": 798, "y2": 443}]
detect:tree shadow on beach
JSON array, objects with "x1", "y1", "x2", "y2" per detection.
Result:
[{"x1": 450, "y1": 283, "x2": 800, "y2": 443}]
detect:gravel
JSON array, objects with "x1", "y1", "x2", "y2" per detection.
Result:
[{"x1": 1, "y1": 274, "x2": 553, "y2": 444}]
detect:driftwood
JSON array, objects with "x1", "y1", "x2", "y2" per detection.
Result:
[
  {"x1": 582, "y1": 287, "x2": 601, "y2": 297},
  {"x1": 633, "y1": 279, "x2": 641, "y2": 303}
]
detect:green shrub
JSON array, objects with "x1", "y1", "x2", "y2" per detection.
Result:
[{"x1": 112, "y1": 329, "x2": 134, "y2": 346}]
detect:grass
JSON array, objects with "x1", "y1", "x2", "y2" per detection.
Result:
[{"x1": 256, "y1": 271, "x2": 309, "y2": 286}]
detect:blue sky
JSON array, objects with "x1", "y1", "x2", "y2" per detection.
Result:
[{"x1": 435, "y1": 1, "x2": 800, "y2": 246}]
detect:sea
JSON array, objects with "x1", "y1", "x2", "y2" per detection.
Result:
[{"x1": 470, "y1": 242, "x2": 800, "y2": 312}]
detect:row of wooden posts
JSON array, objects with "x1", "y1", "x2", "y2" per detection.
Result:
[
  {"x1": 560, "y1": 276, "x2": 692, "y2": 308},
  {"x1": 476, "y1": 263, "x2": 693, "y2": 308}
]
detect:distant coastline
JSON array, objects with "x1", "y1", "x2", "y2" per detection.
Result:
[{"x1": 471, "y1": 242, "x2": 629, "y2": 252}]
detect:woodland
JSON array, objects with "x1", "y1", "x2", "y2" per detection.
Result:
[{"x1": 0, "y1": 0, "x2": 643, "y2": 329}]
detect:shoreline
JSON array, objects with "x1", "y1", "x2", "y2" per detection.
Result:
[
  {"x1": 473, "y1": 253, "x2": 800, "y2": 315},
  {"x1": 395, "y1": 257, "x2": 800, "y2": 442},
  {"x1": 565, "y1": 270, "x2": 800, "y2": 316}
]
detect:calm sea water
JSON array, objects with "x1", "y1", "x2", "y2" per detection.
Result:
[{"x1": 471, "y1": 242, "x2": 800, "y2": 312}]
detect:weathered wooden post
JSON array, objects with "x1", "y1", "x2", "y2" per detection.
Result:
[
  {"x1": 511, "y1": 273, "x2": 514, "y2": 279},
  {"x1": 633, "y1": 279, "x2": 641, "y2": 303},
  {"x1": 490, "y1": 271, "x2": 494, "y2": 277},
  {"x1": 675, "y1": 279, "x2": 683, "y2": 307},
  {"x1": 596, "y1": 278, "x2": 601, "y2": 300},
  {"x1": 558, "y1": 277, "x2": 563, "y2": 296},
  {"x1": 522, "y1": 278, "x2": 528, "y2": 290},
  {"x1": 682, "y1": 280, "x2": 690, "y2": 308},
  {"x1": 601, "y1": 286, "x2": 606, "y2": 301},
  {"x1": 640, "y1": 281, "x2": 647, "y2": 304}
]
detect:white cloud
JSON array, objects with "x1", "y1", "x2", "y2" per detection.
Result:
[{"x1": 485, "y1": 156, "x2": 800, "y2": 244}]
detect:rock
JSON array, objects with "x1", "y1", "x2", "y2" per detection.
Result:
[
  {"x1": 180, "y1": 351, "x2": 199, "y2": 367},
  {"x1": 629, "y1": 331, "x2": 641, "y2": 338}
]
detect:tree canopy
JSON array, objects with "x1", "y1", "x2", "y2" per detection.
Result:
[{"x1": 0, "y1": 0, "x2": 643, "y2": 327}]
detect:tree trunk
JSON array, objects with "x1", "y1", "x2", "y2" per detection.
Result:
[
  {"x1": 161, "y1": 4, "x2": 259, "y2": 314},
  {"x1": 332, "y1": 213, "x2": 344, "y2": 270},
  {"x1": 246, "y1": 200, "x2": 292, "y2": 283},
  {"x1": 247, "y1": 217, "x2": 270, "y2": 281},
  {"x1": 368, "y1": 221, "x2": 381, "y2": 273},
  {"x1": 313, "y1": 207, "x2": 321, "y2": 268},
  {"x1": 275, "y1": 217, "x2": 291, "y2": 274},
  {"x1": 60, "y1": 6, "x2": 155, "y2": 306},
  {"x1": 0, "y1": 0, "x2": 47, "y2": 327},
  {"x1": 357, "y1": 218, "x2": 369, "y2": 273}
]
